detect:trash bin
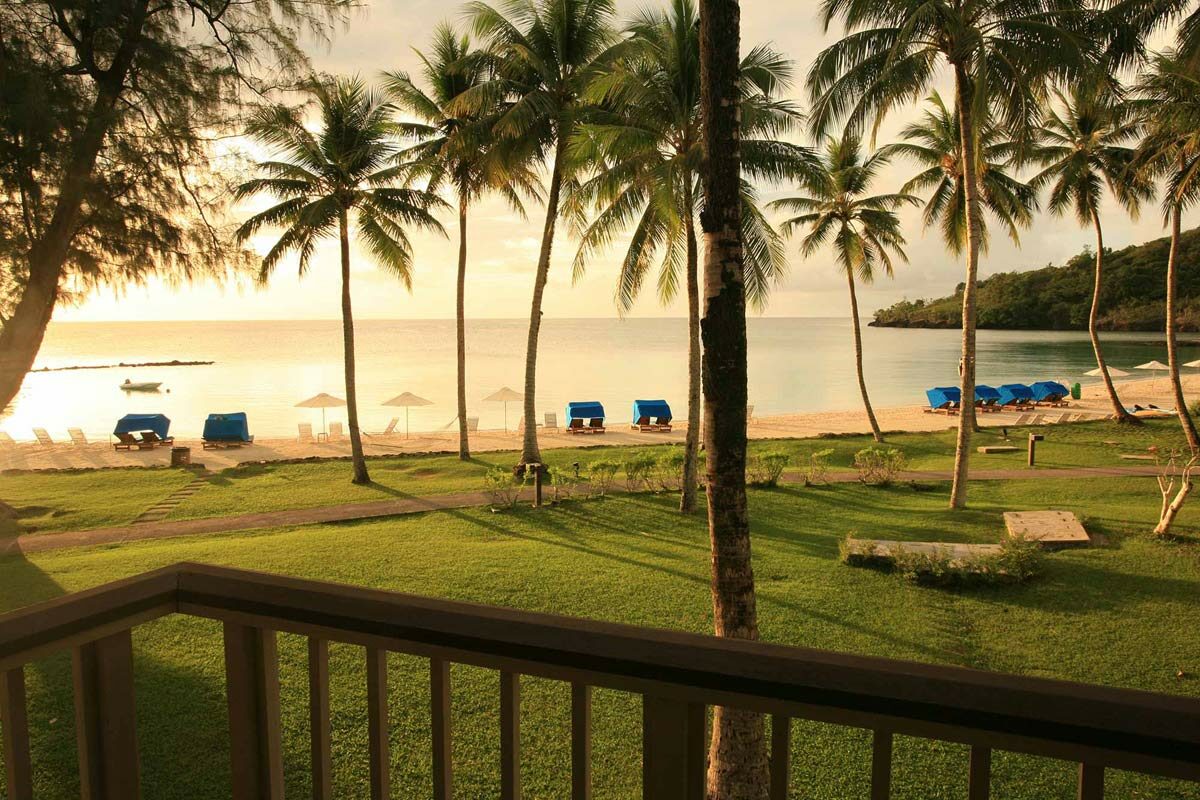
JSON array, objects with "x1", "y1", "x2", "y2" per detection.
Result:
[
  {"x1": 1071, "y1": 382, "x2": 1082, "y2": 400},
  {"x1": 171, "y1": 447, "x2": 191, "y2": 467}
]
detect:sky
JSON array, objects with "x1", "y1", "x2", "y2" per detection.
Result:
[{"x1": 60, "y1": 0, "x2": 1199, "y2": 323}]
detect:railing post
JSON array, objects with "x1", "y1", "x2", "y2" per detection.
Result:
[
  {"x1": 969, "y1": 746, "x2": 991, "y2": 800},
  {"x1": 367, "y1": 648, "x2": 390, "y2": 800},
  {"x1": 309, "y1": 638, "x2": 333, "y2": 800},
  {"x1": 74, "y1": 629, "x2": 141, "y2": 800},
  {"x1": 1, "y1": 667, "x2": 34, "y2": 800},
  {"x1": 770, "y1": 715, "x2": 791, "y2": 800},
  {"x1": 641, "y1": 695, "x2": 705, "y2": 800},
  {"x1": 223, "y1": 623, "x2": 283, "y2": 800},
  {"x1": 870, "y1": 729, "x2": 893, "y2": 800},
  {"x1": 501, "y1": 671, "x2": 521, "y2": 800},
  {"x1": 571, "y1": 683, "x2": 591, "y2": 800},
  {"x1": 1078, "y1": 764, "x2": 1104, "y2": 800},
  {"x1": 431, "y1": 658, "x2": 452, "y2": 800}
]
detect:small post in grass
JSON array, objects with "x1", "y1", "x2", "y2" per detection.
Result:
[{"x1": 1027, "y1": 434, "x2": 1044, "y2": 468}]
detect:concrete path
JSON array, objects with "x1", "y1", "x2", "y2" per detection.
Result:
[{"x1": 1, "y1": 465, "x2": 1163, "y2": 557}]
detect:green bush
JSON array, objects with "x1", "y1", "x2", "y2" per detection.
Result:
[
  {"x1": 483, "y1": 467, "x2": 525, "y2": 509},
  {"x1": 624, "y1": 454, "x2": 657, "y2": 491},
  {"x1": 747, "y1": 451, "x2": 790, "y2": 487},
  {"x1": 587, "y1": 459, "x2": 621, "y2": 497},
  {"x1": 653, "y1": 450, "x2": 686, "y2": 492},
  {"x1": 547, "y1": 465, "x2": 579, "y2": 502},
  {"x1": 841, "y1": 535, "x2": 1044, "y2": 588},
  {"x1": 854, "y1": 447, "x2": 908, "y2": 486},
  {"x1": 801, "y1": 448, "x2": 834, "y2": 486}
]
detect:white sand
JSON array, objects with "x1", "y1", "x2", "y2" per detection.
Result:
[{"x1": 2, "y1": 374, "x2": 1192, "y2": 472}]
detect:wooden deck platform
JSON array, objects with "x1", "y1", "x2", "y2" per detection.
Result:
[{"x1": 1003, "y1": 510, "x2": 1091, "y2": 549}]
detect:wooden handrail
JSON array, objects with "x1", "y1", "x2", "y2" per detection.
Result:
[{"x1": 1, "y1": 561, "x2": 1199, "y2": 793}]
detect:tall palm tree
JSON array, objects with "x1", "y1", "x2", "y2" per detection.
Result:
[
  {"x1": 461, "y1": 0, "x2": 618, "y2": 467},
  {"x1": 237, "y1": 77, "x2": 447, "y2": 484},
  {"x1": 808, "y1": 0, "x2": 1094, "y2": 508},
  {"x1": 383, "y1": 24, "x2": 540, "y2": 461},
  {"x1": 1133, "y1": 50, "x2": 1200, "y2": 452},
  {"x1": 1030, "y1": 83, "x2": 1153, "y2": 425},
  {"x1": 566, "y1": 0, "x2": 815, "y2": 512},
  {"x1": 887, "y1": 93, "x2": 1038, "y2": 257},
  {"x1": 772, "y1": 134, "x2": 916, "y2": 443}
]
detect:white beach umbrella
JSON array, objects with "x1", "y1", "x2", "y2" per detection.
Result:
[
  {"x1": 1134, "y1": 360, "x2": 1170, "y2": 375},
  {"x1": 483, "y1": 386, "x2": 523, "y2": 432},
  {"x1": 295, "y1": 393, "x2": 345, "y2": 436},
  {"x1": 382, "y1": 392, "x2": 433, "y2": 438},
  {"x1": 1184, "y1": 359, "x2": 1200, "y2": 368},
  {"x1": 1084, "y1": 367, "x2": 1130, "y2": 377}
]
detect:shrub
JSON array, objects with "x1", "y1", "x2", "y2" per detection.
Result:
[
  {"x1": 747, "y1": 451, "x2": 791, "y2": 487},
  {"x1": 801, "y1": 448, "x2": 834, "y2": 486},
  {"x1": 841, "y1": 535, "x2": 1044, "y2": 588},
  {"x1": 653, "y1": 450, "x2": 686, "y2": 492},
  {"x1": 624, "y1": 454, "x2": 657, "y2": 491},
  {"x1": 854, "y1": 447, "x2": 908, "y2": 486},
  {"x1": 547, "y1": 465, "x2": 579, "y2": 502},
  {"x1": 483, "y1": 467, "x2": 525, "y2": 509},
  {"x1": 587, "y1": 459, "x2": 621, "y2": 497}
]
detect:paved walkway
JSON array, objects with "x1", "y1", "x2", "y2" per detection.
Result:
[{"x1": 1, "y1": 465, "x2": 1162, "y2": 557}]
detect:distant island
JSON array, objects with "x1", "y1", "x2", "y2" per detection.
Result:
[
  {"x1": 31, "y1": 359, "x2": 213, "y2": 373},
  {"x1": 871, "y1": 227, "x2": 1200, "y2": 331}
]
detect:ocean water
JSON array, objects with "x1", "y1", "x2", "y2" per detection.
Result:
[{"x1": 3, "y1": 318, "x2": 1197, "y2": 439}]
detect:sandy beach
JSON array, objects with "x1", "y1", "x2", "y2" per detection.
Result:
[{"x1": 2, "y1": 374, "x2": 1193, "y2": 472}]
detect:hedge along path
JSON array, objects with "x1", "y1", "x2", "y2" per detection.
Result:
[{"x1": 0, "y1": 465, "x2": 1163, "y2": 557}]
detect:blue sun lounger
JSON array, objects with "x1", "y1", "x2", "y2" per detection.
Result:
[
  {"x1": 631, "y1": 399, "x2": 673, "y2": 432},
  {"x1": 998, "y1": 384, "x2": 1035, "y2": 409},
  {"x1": 565, "y1": 402, "x2": 606, "y2": 434},
  {"x1": 202, "y1": 412, "x2": 255, "y2": 449},
  {"x1": 974, "y1": 385, "x2": 1001, "y2": 413},
  {"x1": 1031, "y1": 381, "x2": 1071, "y2": 406},
  {"x1": 925, "y1": 387, "x2": 961, "y2": 414}
]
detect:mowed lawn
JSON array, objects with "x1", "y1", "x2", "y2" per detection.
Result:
[
  {"x1": 2, "y1": 419, "x2": 1190, "y2": 535},
  {"x1": 1, "y1": 478, "x2": 1197, "y2": 799}
]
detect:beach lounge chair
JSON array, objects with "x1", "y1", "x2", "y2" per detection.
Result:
[
  {"x1": 566, "y1": 402, "x2": 605, "y2": 434},
  {"x1": 202, "y1": 412, "x2": 254, "y2": 449},
  {"x1": 1031, "y1": 381, "x2": 1071, "y2": 407},
  {"x1": 113, "y1": 414, "x2": 172, "y2": 451},
  {"x1": 0, "y1": 432, "x2": 15, "y2": 448},
  {"x1": 974, "y1": 385, "x2": 1001, "y2": 413},
  {"x1": 140, "y1": 431, "x2": 174, "y2": 448},
  {"x1": 924, "y1": 387, "x2": 961, "y2": 415},
  {"x1": 747, "y1": 405, "x2": 755, "y2": 423},
  {"x1": 1014, "y1": 413, "x2": 1034, "y2": 425},
  {"x1": 327, "y1": 422, "x2": 344, "y2": 442},
  {"x1": 631, "y1": 400, "x2": 673, "y2": 432},
  {"x1": 68, "y1": 428, "x2": 88, "y2": 446},
  {"x1": 1050, "y1": 412, "x2": 1070, "y2": 424},
  {"x1": 544, "y1": 412, "x2": 559, "y2": 431},
  {"x1": 372, "y1": 417, "x2": 399, "y2": 436},
  {"x1": 466, "y1": 417, "x2": 479, "y2": 432},
  {"x1": 112, "y1": 432, "x2": 153, "y2": 451},
  {"x1": 568, "y1": 419, "x2": 584, "y2": 432},
  {"x1": 1031, "y1": 414, "x2": 1046, "y2": 425},
  {"x1": 33, "y1": 428, "x2": 54, "y2": 447},
  {"x1": 998, "y1": 384, "x2": 1035, "y2": 410},
  {"x1": 298, "y1": 423, "x2": 314, "y2": 442}
]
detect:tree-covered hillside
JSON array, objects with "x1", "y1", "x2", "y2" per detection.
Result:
[{"x1": 871, "y1": 227, "x2": 1200, "y2": 330}]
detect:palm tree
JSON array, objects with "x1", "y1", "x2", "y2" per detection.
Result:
[
  {"x1": 772, "y1": 134, "x2": 916, "y2": 443},
  {"x1": 887, "y1": 93, "x2": 1038, "y2": 258},
  {"x1": 237, "y1": 77, "x2": 447, "y2": 484},
  {"x1": 808, "y1": 0, "x2": 1094, "y2": 508},
  {"x1": 383, "y1": 24, "x2": 540, "y2": 461},
  {"x1": 566, "y1": 0, "x2": 815, "y2": 512},
  {"x1": 1030, "y1": 83, "x2": 1153, "y2": 425},
  {"x1": 1132, "y1": 50, "x2": 1200, "y2": 452},
  {"x1": 461, "y1": 0, "x2": 618, "y2": 467}
]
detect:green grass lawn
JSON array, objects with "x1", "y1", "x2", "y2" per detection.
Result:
[{"x1": 1, "y1": 478, "x2": 1197, "y2": 799}]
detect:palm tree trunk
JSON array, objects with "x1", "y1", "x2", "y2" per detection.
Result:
[
  {"x1": 0, "y1": 0, "x2": 149, "y2": 411},
  {"x1": 949, "y1": 67, "x2": 983, "y2": 510},
  {"x1": 456, "y1": 196, "x2": 471, "y2": 460},
  {"x1": 1089, "y1": 211, "x2": 1137, "y2": 424},
  {"x1": 1166, "y1": 204, "x2": 1200, "y2": 452},
  {"x1": 847, "y1": 270, "x2": 883, "y2": 442},
  {"x1": 520, "y1": 137, "x2": 568, "y2": 466},
  {"x1": 339, "y1": 209, "x2": 370, "y2": 485},
  {"x1": 699, "y1": 0, "x2": 768, "y2": 797},
  {"x1": 680, "y1": 193, "x2": 702, "y2": 513}
]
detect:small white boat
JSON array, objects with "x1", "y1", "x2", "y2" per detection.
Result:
[{"x1": 120, "y1": 380, "x2": 162, "y2": 392}]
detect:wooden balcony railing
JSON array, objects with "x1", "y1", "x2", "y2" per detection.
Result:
[{"x1": 1, "y1": 562, "x2": 1198, "y2": 799}]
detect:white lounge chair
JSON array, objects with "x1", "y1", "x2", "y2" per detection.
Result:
[
  {"x1": 1051, "y1": 413, "x2": 1071, "y2": 424},
  {"x1": 298, "y1": 423, "x2": 314, "y2": 442},
  {"x1": 1014, "y1": 413, "x2": 1033, "y2": 425},
  {"x1": 374, "y1": 417, "x2": 399, "y2": 436},
  {"x1": 466, "y1": 417, "x2": 479, "y2": 432},
  {"x1": 68, "y1": 428, "x2": 88, "y2": 445},
  {"x1": 328, "y1": 422, "x2": 344, "y2": 441},
  {"x1": 746, "y1": 405, "x2": 755, "y2": 424},
  {"x1": 544, "y1": 412, "x2": 558, "y2": 431},
  {"x1": 33, "y1": 428, "x2": 54, "y2": 447},
  {"x1": 0, "y1": 431, "x2": 15, "y2": 448}
]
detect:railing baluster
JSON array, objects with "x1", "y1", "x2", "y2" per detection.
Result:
[
  {"x1": 1, "y1": 666, "x2": 34, "y2": 800},
  {"x1": 74, "y1": 629, "x2": 141, "y2": 799},
  {"x1": 431, "y1": 658, "x2": 452, "y2": 800},
  {"x1": 571, "y1": 683, "x2": 592, "y2": 800},
  {"x1": 501, "y1": 670, "x2": 521, "y2": 800},
  {"x1": 969, "y1": 746, "x2": 991, "y2": 800},
  {"x1": 870, "y1": 729, "x2": 893, "y2": 800},
  {"x1": 308, "y1": 638, "x2": 332, "y2": 800},
  {"x1": 770, "y1": 714, "x2": 791, "y2": 800},
  {"x1": 366, "y1": 648, "x2": 390, "y2": 800},
  {"x1": 641, "y1": 695, "x2": 705, "y2": 800},
  {"x1": 223, "y1": 623, "x2": 283, "y2": 800},
  {"x1": 1078, "y1": 764, "x2": 1104, "y2": 800}
]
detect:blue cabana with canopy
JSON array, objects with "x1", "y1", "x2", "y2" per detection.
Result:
[
  {"x1": 565, "y1": 401, "x2": 606, "y2": 434},
  {"x1": 974, "y1": 385, "x2": 1001, "y2": 409},
  {"x1": 113, "y1": 413, "x2": 170, "y2": 439},
  {"x1": 998, "y1": 384, "x2": 1034, "y2": 406},
  {"x1": 631, "y1": 399, "x2": 672, "y2": 431},
  {"x1": 202, "y1": 412, "x2": 254, "y2": 448},
  {"x1": 925, "y1": 387, "x2": 960, "y2": 413},
  {"x1": 1031, "y1": 380, "x2": 1070, "y2": 404}
]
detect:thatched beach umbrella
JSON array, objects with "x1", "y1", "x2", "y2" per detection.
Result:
[
  {"x1": 1134, "y1": 360, "x2": 1170, "y2": 378},
  {"x1": 1084, "y1": 367, "x2": 1129, "y2": 377},
  {"x1": 382, "y1": 392, "x2": 433, "y2": 438},
  {"x1": 1184, "y1": 359, "x2": 1200, "y2": 368},
  {"x1": 483, "y1": 386, "x2": 523, "y2": 432},
  {"x1": 295, "y1": 393, "x2": 345, "y2": 436}
]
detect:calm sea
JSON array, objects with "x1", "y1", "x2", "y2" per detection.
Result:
[{"x1": 3, "y1": 318, "x2": 1197, "y2": 439}]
